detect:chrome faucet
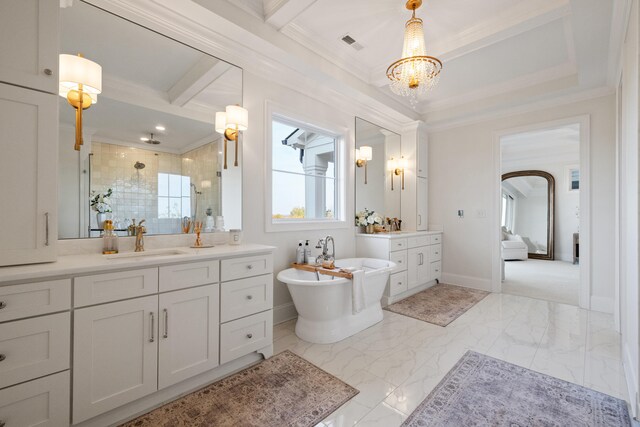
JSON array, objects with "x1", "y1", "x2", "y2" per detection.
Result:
[
  {"x1": 134, "y1": 219, "x2": 146, "y2": 252},
  {"x1": 316, "y1": 235, "x2": 335, "y2": 264}
]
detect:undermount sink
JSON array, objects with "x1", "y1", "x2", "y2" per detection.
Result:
[{"x1": 104, "y1": 248, "x2": 188, "y2": 260}]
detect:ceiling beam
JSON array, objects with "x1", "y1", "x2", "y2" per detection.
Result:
[
  {"x1": 264, "y1": 0, "x2": 318, "y2": 30},
  {"x1": 168, "y1": 56, "x2": 232, "y2": 106}
]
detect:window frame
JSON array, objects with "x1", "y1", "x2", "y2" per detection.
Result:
[{"x1": 265, "y1": 102, "x2": 348, "y2": 232}]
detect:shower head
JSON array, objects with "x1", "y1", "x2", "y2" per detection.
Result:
[
  {"x1": 190, "y1": 183, "x2": 202, "y2": 195},
  {"x1": 143, "y1": 133, "x2": 161, "y2": 145},
  {"x1": 134, "y1": 161, "x2": 145, "y2": 170}
]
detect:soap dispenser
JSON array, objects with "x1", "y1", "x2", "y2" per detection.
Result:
[
  {"x1": 296, "y1": 241, "x2": 304, "y2": 264},
  {"x1": 102, "y1": 220, "x2": 119, "y2": 254},
  {"x1": 304, "y1": 240, "x2": 312, "y2": 264}
]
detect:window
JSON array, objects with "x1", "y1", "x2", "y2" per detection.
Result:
[
  {"x1": 267, "y1": 110, "x2": 344, "y2": 230},
  {"x1": 501, "y1": 191, "x2": 515, "y2": 231},
  {"x1": 158, "y1": 173, "x2": 191, "y2": 218}
]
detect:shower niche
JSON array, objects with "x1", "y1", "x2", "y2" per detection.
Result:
[{"x1": 57, "y1": 1, "x2": 243, "y2": 239}]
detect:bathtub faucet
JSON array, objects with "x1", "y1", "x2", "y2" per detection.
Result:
[{"x1": 316, "y1": 236, "x2": 335, "y2": 264}]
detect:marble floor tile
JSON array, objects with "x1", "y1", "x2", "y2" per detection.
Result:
[
  {"x1": 345, "y1": 370, "x2": 397, "y2": 409},
  {"x1": 355, "y1": 402, "x2": 407, "y2": 427},
  {"x1": 530, "y1": 346, "x2": 586, "y2": 385},
  {"x1": 321, "y1": 399, "x2": 371, "y2": 427},
  {"x1": 587, "y1": 328, "x2": 622, "y2": 360},
  {"x1": 584, "y1": 352, "x2": 628, "y2": 399}
]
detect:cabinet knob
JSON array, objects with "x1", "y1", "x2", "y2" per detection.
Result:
[
  {"x1": 246, "y1": 295, "x2": 253, "y2": 300},
  {"x1": 247, "y1": 265, "x2": 253, "y2": 270},
  {"x1": 246, "y1": 333, "x2": 253, "y2": 339},
  {"x1": 0, "y1": 301, "x2": 6, "y2": 309},
  {"x1": 0, "y1": 354, "x2": 5, "y2": 362},
  {"x1": 44, "y1": 68, "x2": 53, "y2": 76}
]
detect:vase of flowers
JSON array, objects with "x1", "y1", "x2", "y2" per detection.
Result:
[
  {"x1": 91, "y1": 188, "x2": 113, "y2": 229},
  {"x1": 355, "y1": 208, "x2": 383, "y2": 234}
]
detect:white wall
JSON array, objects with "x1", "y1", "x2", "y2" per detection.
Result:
[
  {"x1": 618, "y1": 0, "x2": 639, "y2": 416},
  {"x1": 428, "y1": 94, "x2": 616, "y2": 304}
]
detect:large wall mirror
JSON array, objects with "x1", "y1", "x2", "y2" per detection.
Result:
[
  {"x1": 501, "y1": 170, "x2": 555, "y2": 260},
  {"x1": 355, "y1": 118, "x2": 401, "y2": 225},
  {"x1": 58, "y1": 1, "x2": 243, "y2": 239}
]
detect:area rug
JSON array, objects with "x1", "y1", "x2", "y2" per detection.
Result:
[
  {"x1": 402, "y1": 351, "x2": 631, "y2": 427},
  {"x1": 384, "y1": 283, "x2": 489, "y2": 326},
  {"x1": 120, "y1": 350, "x2": 358, "y2": 427}
]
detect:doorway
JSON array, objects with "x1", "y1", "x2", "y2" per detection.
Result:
[{"x1": 492, "y1": 117, "x2": 590, "y2": 308}]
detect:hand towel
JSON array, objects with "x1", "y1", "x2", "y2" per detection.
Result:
[{"x1": 351, "y1": 269, "x2": 365, "y2": 314}]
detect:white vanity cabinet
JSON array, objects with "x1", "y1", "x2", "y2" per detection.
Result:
[
  {"x1": 0, "y1": 0, "x2": 59, "y2": 268},
  {"x1": 357, "y1": 232, "x2": 443, "y2": 305}
]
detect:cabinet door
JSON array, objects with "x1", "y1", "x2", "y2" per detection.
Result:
[
  {"x1": 417, "y1": 177, "x2": 428, "y2": 231},
  {"x1": 0, "y1": 83, "x2": 57, "y2": 266},
  {"x1": 73, "y1": 296, "x2": 158, "y2": 424},
  {"x1": 407, "y1": 247, "x2": 429, "y2": 289},
  {"x1": 158, "y1": 284, "x2": 220, "y2": 389},
  {"x1": 0, "y1": 0, "x2": 59, "y2": 93}
]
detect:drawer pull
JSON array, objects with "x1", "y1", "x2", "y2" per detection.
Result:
[
  {"x1": 247, "y1": 333, "x2": 253, "y2": 339},
  {"x1": 0, "y1": 354, "x2": 5, "y2": 362},
  {"x1": 0, "y1": 301, "x2": 6, "y2": 309},
  {"x1": 149, "y1": 312, "x2": 155, "y2": 343},
  {"x1": 247, "y1": 265, "x2": 253, "y2": 270},
  {"x1": 246, "y1": 295, "x2": 253, "y2": 300},
  {"x1": 163, "y1": 308, "x2": 168, "y2": 339}
]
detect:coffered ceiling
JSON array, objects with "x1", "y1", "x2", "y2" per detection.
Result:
[{"x1": 197, "y1": 0, "x2": 621, "y2": 127}]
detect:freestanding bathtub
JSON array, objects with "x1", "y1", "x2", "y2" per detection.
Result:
[{"x1": 277, "y1": 258, "x2": 395, "y2": 343}]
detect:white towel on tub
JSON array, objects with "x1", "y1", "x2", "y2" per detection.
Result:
[{"x1": 352, "y1": 269, "x2": 365, "y2": 314}]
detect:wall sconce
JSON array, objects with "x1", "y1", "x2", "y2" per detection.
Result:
[
  {"x1": 356, "y1": 146, "x2": 373, "y2": 184},
  {"x1": 215, "y1": 105, "x2": 248, "y2": 169},
  {"x1": 59, "y1": 54, "x2": 102, "y2": 151},
  {"x1": 390, "y1": 156, "x2": 407, "y2": 190}
]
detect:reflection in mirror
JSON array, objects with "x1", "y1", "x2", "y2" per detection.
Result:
[
  {"x1": 355, "y1": 118, "x2": 401, "y2": 225},
  {"x1": 501, "y1": 171, "x2": 555, "y2": 260},
  {"x1": 58, "y1": 1, "x2": 242, "y2": 239}
]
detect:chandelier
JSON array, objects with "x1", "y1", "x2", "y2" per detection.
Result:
[{"x1": 387, "y1": 0, "x2": 442, "y2": 105}]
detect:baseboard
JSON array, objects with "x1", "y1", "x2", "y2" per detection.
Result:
[
  {"x1": 590, "y1": 295, "x2": 614, "y2": 313},
  {"x1": 383, "y1": 280, "x2": 437, "y2": 306},
  {"x1": 441, "y1": 273, "x2": 492, "y2": 292},
  {"x1": 273, "y1": 302, "x2": 297, "y2": 324},
  {"x1": 623, "y1": 343, "x2": 638, "y2": 417},
  {"x1": 556, "y1": 252, "x2": 573, "y2": 263}
]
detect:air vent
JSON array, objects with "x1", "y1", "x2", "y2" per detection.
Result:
[{"x1": 341, "y1": 34, "x2": 364, "y2": 51}]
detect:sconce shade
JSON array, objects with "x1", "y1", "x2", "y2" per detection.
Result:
[
  {"x1": 399, "y1": 157, "x2": 408, "y2": 169},
  {"x1": 59, "y1": 54, "x2": 102, "y2": 95},
  {"x1": 225, "y1": 105, "x2": 248, "y2": 131},
  {"x1": 215, "y1": 112, "x2": 227, "y2": 134},
  {"x1": 359, "y1": 146, "x2": 373, "y2": 161}
]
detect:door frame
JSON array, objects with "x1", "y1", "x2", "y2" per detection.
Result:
[{"x1": 491, "y1": 115, "x2": 591, "y2": 310}]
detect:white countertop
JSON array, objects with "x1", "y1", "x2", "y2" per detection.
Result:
[
  {"x1": 356, "y1": 231, "x2": 442, "y2": 239},
  {"x1": 0, "y1": 243, "x2": 275, "y2": 285}
]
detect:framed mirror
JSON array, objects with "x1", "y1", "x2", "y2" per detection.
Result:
[
  {"x1": 58, "y1": 1, "x2": 243, "y2": 239},
  {"x1": 354, "y1": 118, "x2": 401, "y2": 228},
  {"x1": 501, "y1": 170, "x2": 555, "y2": 260}
]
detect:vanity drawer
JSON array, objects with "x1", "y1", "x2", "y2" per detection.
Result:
[
  {"x1": 407, "y1": 235, "x2": 430, "y2": 249},
  {"x1": 220, "y1": 310, "x2": 273, "y2": 364},
  {"x1": 388, "y1": 271, "x2": 408, "y2": 297},
  {"x1": 159, "y1": 260, "x2": 219, "y2": 292},
  {"x1": 75, "y1": 268, "x2": 158, "y2": 307},
  {"x1": 430, "y1": 234, "x2": 442, "y2": 245},
  {"x1": 431, "y1": 261, "x2": 442, "y2": 280},
  {"x1": 0, "y1": 371, "x2": 70, "y2": 427},
  {"x1": 389, "y1": 238, "x2": 408, "y2": 251},
  {"x1": 0, "y1": 312, "x2": 70, "y2": 389},
  {"x1": 0, "y1": 279, "x2": 70, "y2": 323},
  {"x1": 389, "y1": 251, "x2": 407, "y2": 272},
  {"x1": 221, "y1": 253, "x2": 273, "y2": 282},
  {"x1": 430, "y1": 244, "x2": 442, "y2": 261},
  {"x1": 221, "y1": 274, "x2": 273, "y2": 323}
]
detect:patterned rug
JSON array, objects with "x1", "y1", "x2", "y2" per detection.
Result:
[
  {"x1": 402, "y1": 351, "x2": 631, "y2": 427},
  {"x1": 120, "y1": 350, "x2": 358, "y2": 427},
  {"x1": 385, "y1": 283, "x2": 489, "y2": 326}
]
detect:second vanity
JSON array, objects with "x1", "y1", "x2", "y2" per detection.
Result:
[
  {"x1": 356, "y1": 231, "x2": 442, "y2": 305},
  {"x1": 0, "y1": 244, "x2": 275, "y2": 427}
]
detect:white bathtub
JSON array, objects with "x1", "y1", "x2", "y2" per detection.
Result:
[{"x1": 277, "y1": 258, "x2": 395, "y2": 343}]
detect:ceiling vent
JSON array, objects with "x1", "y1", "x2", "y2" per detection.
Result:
[{"x1": 341, "y1": 34, "x2": 364, "y2": 51}]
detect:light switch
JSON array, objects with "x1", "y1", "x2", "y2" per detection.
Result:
[{"x1": 457, "y1": 210, "x2": 464, "y2": 218}]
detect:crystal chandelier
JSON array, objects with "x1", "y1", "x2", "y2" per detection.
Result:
[{"x1": 387, "y1": 0, "x2": 442, "y2": 105}]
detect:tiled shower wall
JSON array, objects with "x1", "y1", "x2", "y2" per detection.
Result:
[{"x1": 90, "y1": 141, "x2": 219, "y2": 235}]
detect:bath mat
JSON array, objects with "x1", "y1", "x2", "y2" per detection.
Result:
[
  {"x1": 402, "y1": 351, "x2": 631, "y2": 427},
  {"x1": 120, "y1": 350, "x2": 358, "y2": 427},
  {"x1": 384, "y1": 283, "x2": 488, "y2": 326}
]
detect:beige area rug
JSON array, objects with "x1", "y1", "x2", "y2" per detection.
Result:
[
  {"x1": 120, "y1": 350, "x2": 358, "y2": 427},
  {"x1": 402, "y1": 351, "x2": 631, "y2": 426},
  {"x1": 385, "y1": 283, "x2": 489, "y2": 326}
]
